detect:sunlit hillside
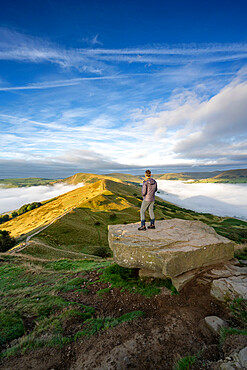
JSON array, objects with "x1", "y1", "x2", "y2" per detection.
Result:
[
  {"x1": 2, "y1": 173, "x2": 247, "y2": 261},
  {"x1": 1, "y1": 180, "x2": 107, "y2": 238}
]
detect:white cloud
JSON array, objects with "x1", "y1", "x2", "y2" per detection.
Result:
[{"x1": 130, "y1": 77, "x2": 247, "y2": 165}]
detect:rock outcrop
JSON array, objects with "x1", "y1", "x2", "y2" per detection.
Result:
[
  {"x1": 108, "y1": 219, "x2": 235, "y2": 290},
  {"x1": 208, "y1": 265, "x2": 247, "y2": 302}
]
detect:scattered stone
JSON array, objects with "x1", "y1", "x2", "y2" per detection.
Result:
[
  {"x1": 204, "y1": 316, "x2": 229, "y2": 336},
  {"x1": 219, "y1": 362, "x2": 242, "y2": 369},
  {"x1": 108, "y1": 219, "x2": 234, "y2": 290},
  {"x1": 211, "y1": 275, "x2": 247, "y2": 302},
  {"x1": 238, "y1": 346, "x2": 247, "y2": 368}
]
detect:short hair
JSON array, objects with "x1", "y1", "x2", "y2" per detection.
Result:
[{"x1": 145, "y1": 170, "x2": 151, "y2": 177}]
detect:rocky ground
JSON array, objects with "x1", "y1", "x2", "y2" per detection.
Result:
[{"x1": 2, "y1": 261, "x2": 247, "y2": 370}]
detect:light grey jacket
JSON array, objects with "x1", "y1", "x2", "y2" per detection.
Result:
[{"x1": 142, "y1": 178, "x2": 157, "y2": 202}]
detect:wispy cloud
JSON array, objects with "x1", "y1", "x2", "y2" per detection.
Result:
[
  {"x1": 0, "y1": 75, "x2": 128, "y2": 91},
  {"x1": 81, "y1": 34, "x2": 103, "y2": 46},
  {"x1": 1, "y1": 28, "x2": 247, "y2": 74}
]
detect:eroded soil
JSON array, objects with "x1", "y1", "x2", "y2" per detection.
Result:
[{"x1": 1, "y1": 270, "x2": 245, "y2": 370}]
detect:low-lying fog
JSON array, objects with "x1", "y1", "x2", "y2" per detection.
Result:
[
  {"x1": 157, "y1": 180, "x2": 247, "y2": 221},
  {"x1": 0, "y1": 183, "x2": 84, "y2": 214},
  {"x1": 1, "y1": 180, "x2": 247, "y2": 221}
]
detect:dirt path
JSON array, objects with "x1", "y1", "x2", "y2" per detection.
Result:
[
  {"x1": 25, "y1": 240, "x2": 102, "y2": 260},
  {"x1": 9, "y1": 207, "x2": 76, "y2": 254}
]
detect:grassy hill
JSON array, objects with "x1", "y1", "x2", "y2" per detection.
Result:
[
  {"x1": 196, "y1": 168, "x2": 247, "y2": 183},
  {"x1": 0, "y1": 178, "x2": 55, "y2": 188},
  {"x1": 155, "y1": 169, "x2": 247, "y2": 183},
  {"x1": 1, "y1": 174, "x2": 247, "y2": 261},
  {"x1": 154, "y1": 171, "x2": 221, "y2": 181}
]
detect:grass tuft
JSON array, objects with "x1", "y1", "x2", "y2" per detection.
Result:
[
  {"x1": 220, "y1": 327, "x2": 247, "y2": 344},
  {"x1": 99, "y1": 263, "x2": 174, "y2": 297},
  {"x1": 229, "y1": 298, "x2": 247, "y2": 327},
  {"x1": 0, "y1": 310, "x2": 24, "y2": 345},
  {"x1": 175, "y1": 355, "x2": 197, "y2": 370},
  {"x1": 74, "y1": 310, "x2": 144, "y2": 338}
]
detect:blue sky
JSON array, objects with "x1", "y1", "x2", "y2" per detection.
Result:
[{"x1": 0, "y1": 0, "x2": 247, "y2": 178}]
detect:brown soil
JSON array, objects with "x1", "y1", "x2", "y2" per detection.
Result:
[{"x1": 1, "y1": 271, "x2": 242, "y2": 370}]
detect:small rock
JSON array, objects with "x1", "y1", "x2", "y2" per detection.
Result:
[
  {"x1": 204, "y1": 316, "x2": 228, "y2": 335},
  {"x1": 219, "y1": 362, "x2": 241, "y2": 370},
  {"x1": 238, "y1": 346, "x2": 247, "y2": 368}
]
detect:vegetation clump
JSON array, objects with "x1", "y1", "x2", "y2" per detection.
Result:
[
  {"x1": 0, "y1": 230, "x2": 15, "y2": 252},
  {"x1": 0, "y1": 215, "x2": 10, "y2": 225},
  {"x1": 220, "y1": 298, "x2": 247, "y2": 345},
  {"x1": 74, "y1": 310, "x2": 144, "y2": 338},
  {"x1": 175, "y1": 355, "x2": 197, "y2": 370},
  {"x1": 99, "y1": 263, "x2": 177, "y2": 297},
  {"x1": 17, "y1": 202, "x2": 42, "y2": 216}
]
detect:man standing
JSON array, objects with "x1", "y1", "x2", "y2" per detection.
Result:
[{"x1": 138, "y1": 170, "x2": 157, "y2": 231}]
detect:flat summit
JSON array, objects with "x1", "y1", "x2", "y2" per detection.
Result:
[{"x1": 108, "y1": 219, "x2": 235, "y2": 289}]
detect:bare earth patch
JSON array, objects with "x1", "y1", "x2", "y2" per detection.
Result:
[{"x1": 1, "y1": 268, "x2": 237, "y2": 370}]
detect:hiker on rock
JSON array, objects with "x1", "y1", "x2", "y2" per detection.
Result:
[{"x1": 138, "y1": 170, "x2": 157, "y2": 231}]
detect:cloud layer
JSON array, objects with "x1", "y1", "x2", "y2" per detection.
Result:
[{"x1": 158, "y1": 180, "x2": 247, "y2": 220}]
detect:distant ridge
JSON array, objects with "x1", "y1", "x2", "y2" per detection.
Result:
[
  {"x1": 62, "y1": 172, "x2": 142, "y2": 185},
  {"x1": 154, "y1": 168, "x2": 247, "y2": 183}
]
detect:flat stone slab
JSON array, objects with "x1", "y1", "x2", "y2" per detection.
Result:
[{"x1": 108, "y1": 219, "x2": 235, "y2": 288}]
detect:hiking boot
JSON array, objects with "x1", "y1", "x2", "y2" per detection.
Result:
[
  {"x1": 148, "y1": 225, "x2": 155, "y2": 229},
  {"x1": 138, "y1": 225, "x2": 146, "y2": 231}
]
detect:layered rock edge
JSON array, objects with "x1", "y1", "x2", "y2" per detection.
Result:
[{"x1": 108, "y1": 219, "x2": 235, "y2": 290}]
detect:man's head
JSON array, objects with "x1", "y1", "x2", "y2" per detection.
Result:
[{"x1": 145, "y1": 170, "x2": 151, "y2": 178}]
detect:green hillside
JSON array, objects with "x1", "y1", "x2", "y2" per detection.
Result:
[
  {"x1": 0, "y1": 178, "x2": 55, "y2": 188},
  {"x1": 196, "y1": 168, "x2": 247, "y2": 183},
  {"x1": 154, "y1": 171, "x2": 221, "y2": 181},
  {"x1": 154, "y1": 169, "x2": 247, "y2": 183}
]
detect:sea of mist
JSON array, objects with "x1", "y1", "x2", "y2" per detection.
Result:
[
  {"x1": 1, "y1": 180, "x2": 247, "y2": 221},
  {"x1": 0, "y1": 183, "x2": 84, "y2": 214},
  {"x1": 157, "y1": 180, "x2": 247, "y2": 221}
]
